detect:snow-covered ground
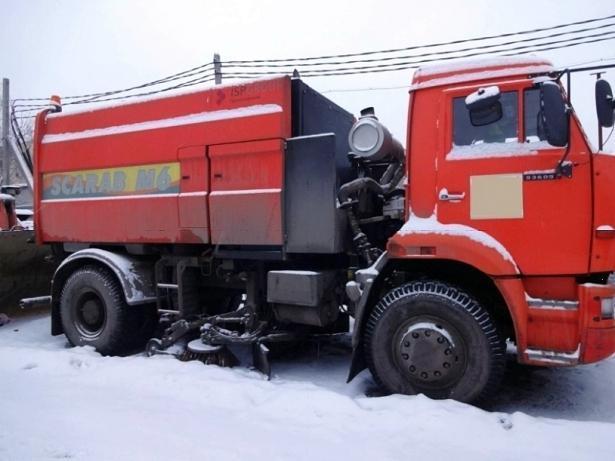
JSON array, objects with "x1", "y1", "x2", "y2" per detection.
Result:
[{"x1": 1, "y1": 314, "x2": 614, "y2": 461}]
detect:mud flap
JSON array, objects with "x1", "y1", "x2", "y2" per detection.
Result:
[
  {"x1": 253, "y1": 342, "x2": 271, "y2": 379},
  {"x1": 347, "y1": 344, "x2": 367, "y2": 383}
]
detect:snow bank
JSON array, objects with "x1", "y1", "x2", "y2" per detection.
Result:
[{"x1": 1, "y1": 315, "x2": 614, "y2": 461}]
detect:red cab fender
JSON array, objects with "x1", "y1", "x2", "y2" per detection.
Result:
[{"x1": 387, "y1": 217, "x2": 520, "y2": 277}]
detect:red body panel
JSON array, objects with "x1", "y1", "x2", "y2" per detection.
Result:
[
  {"x1": 178, "y1": 145, "x2": 209, "y2": 243},
  {"x1": 408, "y1": 77, "x2": 593, "y2": 276},
  {"x1": 209, "y1": 139, "x2": 284, "y2": 245},
  {"x1": 590, "y1": 153, "x2": 615, "y2": 272},
  {"x1": 34, "y1": 77, "x2": 292, "y2": 245}
]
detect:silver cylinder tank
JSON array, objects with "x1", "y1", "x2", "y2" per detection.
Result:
[{"x1": 348, "y1": 110, "x2": 404, "y2": 162}]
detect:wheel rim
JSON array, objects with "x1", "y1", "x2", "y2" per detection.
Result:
[
  {"x1": 73, "y1": 292, "x2": 107, "y2": 339},
  {"x1": 393, "y1": 316, "x2": 467, "y2": 391}
]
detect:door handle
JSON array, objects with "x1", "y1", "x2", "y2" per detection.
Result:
[
  {"x1": 596, "y1": 225, "x2": 615, "y2": 239},
  {"x1": 439, "y1": 189, "x2": 466, "y2": 202}
]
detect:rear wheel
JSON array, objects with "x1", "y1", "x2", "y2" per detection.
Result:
[
  {"x1": 364, "y1": 280, "x2": 505, "y2": 404},
  {"x1": 60, "y1": 266, "x2": 157, "y2": 355}
]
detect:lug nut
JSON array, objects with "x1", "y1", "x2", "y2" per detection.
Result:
[
  {"x1": 409, "y1": 365, "x2": 416, "y2": 372},
  {"x1": 420, "y1": 372, "x2": 428, "y2": 379},
  {"x1": 437, "y1": 337, "x2": 445, "y2": 344},
  {"x1": 424, "y1": 330, "x2": 431, "y2": 337},
  {"x1": 412, "y1": 332, "x2": 419, "y2": 339},
  {"x1": 443, "y1": 362, "x2": 451, "y2": 369},
  {"x1": 404, "y1": 341, "x2": 410, "y2": 347},
  {"x1": 444, "y1": 349, "x2": 452, "y2": 355},
  {"x1": 402, "y1": 353, "x2": 409, "y2": 360},
  {"x1": 434, "y1": 371, "x2": 441, "y2": 377}
]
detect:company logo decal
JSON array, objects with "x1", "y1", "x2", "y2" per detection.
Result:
[{"x1": 42, "y1": 162, "x2": 180, "y2": 200}]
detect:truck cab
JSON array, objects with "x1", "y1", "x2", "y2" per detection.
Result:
[{"x1": 348, "y1": 57, "x2": 615, "y2": 400}]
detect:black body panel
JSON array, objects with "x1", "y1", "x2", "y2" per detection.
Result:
[
  {"x1": 291, "y1": 79, "x2": 355, "y2": 183},
  {"x1": 284, "y1": 134, "x2": 347, "y2": 254}
]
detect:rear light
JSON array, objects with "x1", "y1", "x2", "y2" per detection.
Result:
[{"x1": 600, "y1": 297, "x2": 615, "y2": 319}]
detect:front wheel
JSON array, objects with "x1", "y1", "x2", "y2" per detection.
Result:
[
  {"x1": 364, "y1": 280, "x2": 505, "y2": 404},
  {"x1": 59, "y1": 266, "x2": 157, "y2": 355}
]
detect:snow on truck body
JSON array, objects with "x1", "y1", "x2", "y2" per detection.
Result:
[{"x1": 31, "y1": 56, "x2": 615, "y2": 404}]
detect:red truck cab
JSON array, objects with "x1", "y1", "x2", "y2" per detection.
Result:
[{"x1": 384, "y1": 56, "x2": 615, "y2": 367}]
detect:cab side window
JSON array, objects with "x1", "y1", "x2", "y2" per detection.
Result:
[{"x1": 453, "y1": 91, "x2": 518, "y2": 146}]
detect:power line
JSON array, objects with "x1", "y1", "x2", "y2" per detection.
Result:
[
  {"x1": 13, "y1": 12, "x2": 615, "y2": 107},
  {"x1": 224, "y1": 31, "x2": 615, "y2": 78},
  {"x1": 225, "y1": 13, "x2": 615, "y2": 64},
  {"x1": 13, "y1": 62, "x2": 216, "y2": 103},
  {"x1": 14, "y1": 12, "x2": 615, "y2": 104},
  {"x1": 566, "y1": 56, "x2": 615, "y2": 68},
  {"x1": 11, "y1": 74, "x2": 217, "y2": 115},
  {"x1": 70, "y1": 67, "x2": 216, "y2": 104},
  {"x1": 62, "y1": 74, "x2": 217, "y2": 105},
  {"x1": 225, "y1": 21, "x2": 615, "y2": 69},
  {"x1": 14, "y1": 29, "x2": 615, "y2": 110},
  {"x1": 13, "y1": 108, "x2": 50, "y2": 114},
  {"x1": 318, "y1": 56, "x2": 615, "y2": 95},
  {"x1": 322, "y1": 85, "x2": 410, "y2": 94}
]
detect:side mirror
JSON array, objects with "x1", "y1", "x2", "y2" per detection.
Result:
[
  {"x1": 540, "y1": 82, "x2": 569, "y2": 147},
  {"x1": 596, "y1": 79, "x2": 615, "y2": 128},
  {"x1": 465, "y1": 86, "x2": 502, "y2": 126}
]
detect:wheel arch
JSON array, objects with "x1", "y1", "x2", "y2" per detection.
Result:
[
  {"x1": 387, "y1": 229, "x2": 519, "y2": 277},
  {"x1": 387, "y1": 259, "x2": 517, "y2": 339},
  {"x1": 349, "y1": 257, "x2": 518, "y2": 381},
  {"x1": 51, "y1": 249, "x2": 156, "y2": 335}
]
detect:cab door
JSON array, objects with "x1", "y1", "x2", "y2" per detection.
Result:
[{"x1": 435, "y1": 82, "x2": 592, "y2": 275}]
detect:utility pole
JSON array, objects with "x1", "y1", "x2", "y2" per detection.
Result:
[
  {"x1": 214, "y1": 53, "x2": 222, "y2": 85},
  {"x1": 2, "y1": 78, "x2": 10, "y2": 186}
]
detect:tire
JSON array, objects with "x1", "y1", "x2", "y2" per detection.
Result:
[
  {"x1": 364, "y1": 280, "x2": 505, "y2": 404},
  {"x1": 60, "y1": 265, "x2": 157, "y2": 355}
]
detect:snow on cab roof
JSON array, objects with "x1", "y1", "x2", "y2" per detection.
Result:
[{"x1": 411, "y1": 56, "x2": 554, "y2": 91}]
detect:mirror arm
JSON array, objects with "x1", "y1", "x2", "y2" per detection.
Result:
[
  {"x1": 555, "y1": 145, "x2": 573, "y2": 178},
  {"x1": 565, "y1": 69, "x2": 571, "y2": 105},
  {"x1": 554, "y1": 107, "x2": 573, "y2": 178}
]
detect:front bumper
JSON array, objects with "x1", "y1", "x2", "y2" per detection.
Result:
[
  {"x1": 522, "y1": 282, "x2": 615, "y2": 366},
  {"x1": 578, "y1": 283, "x2": 615, "y2": 363}
]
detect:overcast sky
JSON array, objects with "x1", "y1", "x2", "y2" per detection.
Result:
[{"x1": 2, "y1": 0, "x2": 615, "y2": 148}]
